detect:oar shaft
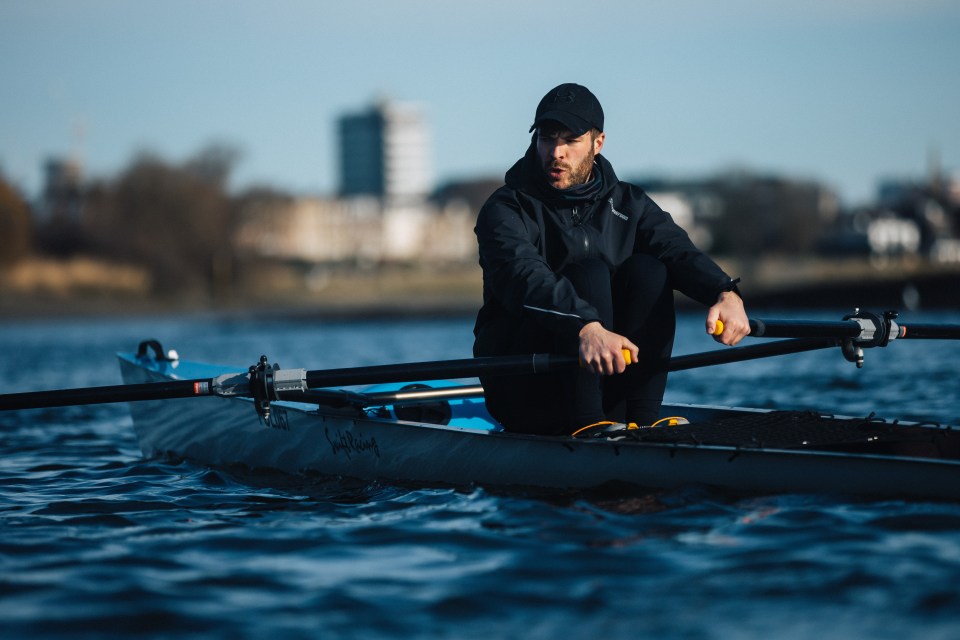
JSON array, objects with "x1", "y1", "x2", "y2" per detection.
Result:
[
  {"x1": 0, "y1": 379, "x2": 213, "y2": 411},
  {"x1": 748, "y1": 319, "x2": 862, "y2": 339},
  {"x1": 301, "y1": 339, "x2": 837, "y2": 390},
  {"x1": 747, "y1": 318, "x2": 960, "y2": 341},
  {"x1": 899, "y1": 323, "x2": 960, "y2": 340},
  {"x1": 668, "y1": 338, "x2": 837, "y2": 372},
  {"x1": 295, "y1": 342, "x2": 837, "y2": 409},
  {"x1": 304, "y1": 353, "x2": 580, "y2": 388},
  {"x1": 0, "y1": 353, "x2": 613, "y2": 412}
]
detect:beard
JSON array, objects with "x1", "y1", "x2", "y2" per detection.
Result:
[{"x1": 544, "y1": 148, "x2": 596, "y2": 190}]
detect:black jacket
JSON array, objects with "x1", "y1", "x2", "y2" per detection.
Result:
[{"x1": 473, "y1": 143, "x2": 739, "y2": 354}]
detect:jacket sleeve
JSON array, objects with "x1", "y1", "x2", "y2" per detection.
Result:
[
  {"x1": 475, "y1": 191, "x2": 603, "y2": 340},
  {"x1": 631, "y1": 190, "x2": 740, "y2": 306}
]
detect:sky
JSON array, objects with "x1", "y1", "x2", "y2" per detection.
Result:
[{"x1": 2, "y1": 0, "x2": 959, "y2": 207}]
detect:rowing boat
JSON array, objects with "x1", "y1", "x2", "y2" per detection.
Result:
[
  {"x1": 114, "y1": 315, "x2": 960, "y2": 501},
  {"x1": 4, "y1": 310, "x2": 959, "y2": 500}
]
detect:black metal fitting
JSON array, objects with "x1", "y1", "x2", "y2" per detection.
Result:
[{"x1": 249, "y1": 355, "x2": 280, "y2": 422}]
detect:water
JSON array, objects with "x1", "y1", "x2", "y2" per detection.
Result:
[{"x1": 1, "y1": 310, "x2": 959, "y2": 639}]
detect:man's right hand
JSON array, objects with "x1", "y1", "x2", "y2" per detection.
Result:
[{"x1": 578, "y1": 322, "x2": 639, "y2": 376}]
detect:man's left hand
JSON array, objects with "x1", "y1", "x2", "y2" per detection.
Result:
[{"x1": 706, "y1": 291, "x2": 750, "y2": 346}]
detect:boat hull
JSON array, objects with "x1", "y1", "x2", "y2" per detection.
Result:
[{"x1": 119, "y1": 353, "x2": 960, "y2": 500}]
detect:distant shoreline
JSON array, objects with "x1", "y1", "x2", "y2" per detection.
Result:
[{"x1": 1, "y1": 258, "x2": 957, "y2": 322}]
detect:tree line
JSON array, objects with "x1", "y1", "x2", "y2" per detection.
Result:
[{"x1": 1, "y1": 145, "x2": 251, "y2": 297}]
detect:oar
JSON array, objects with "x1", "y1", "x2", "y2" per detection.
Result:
[
  {"x1": 0, "y1": 354, "x2": 580, "y2": 412},
  {"x1": 3, "y1": 311, "x2": 958, "y2": 413},
  {"x1": 712, "y1": 311, "x2": 960, "y2": 367},
  {"x1": 293, "y1": 338, "x2": 838, "y2": 410},
  {"x1": 667, "y1": 337, "x2": 837, "y2": 371},
  {"x1": 741, "y1": 315, "x2": 960, "y2": 340},
  {"x1": 0, "y1": 339, "x2": 836, "y2": 412},
  {"x1": 0, "y1": 379, "x2": 223, "y2": 411},
  {"x1": 300, "y1": 353, "x2": 578, "y2": 388}
]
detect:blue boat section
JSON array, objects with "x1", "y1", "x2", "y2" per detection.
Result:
[
  {"x1": 364, "y1": 380, "x2": 503, "y2": 432},
  {"x1": 118, "y1": 353, "x2": 504, "y2": 432}
]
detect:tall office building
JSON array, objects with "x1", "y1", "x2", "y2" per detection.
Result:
[
  {"x1": 338, "y1": 100, "x2": 432, "y2": 202},
  {"x1": 38, "y1": 156, "x2": 84, "y2": 223}
]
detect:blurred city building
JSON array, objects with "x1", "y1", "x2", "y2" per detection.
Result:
[
  {"x1": 234, "y1": 98, "x2": 481, "y2": 267},
  {"x1": 28, "y1": 156, "x2": 88, "y2": 257},
  {"x1": 637, "y1": 172, "x2": 840, "y2": 257},
  {"x1": 37, "y1": 157, "x2": 84, "y2": 224},
  {"x1": 233, "y1": 192, "x2": 478, "y2": 267},
  {"x1": 823, "y1": 168, "x2": 960, "y2": 264},
  {"x1": 338, "y1": 99, "x2": 432, "y2": 204}
]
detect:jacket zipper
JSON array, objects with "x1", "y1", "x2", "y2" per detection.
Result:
[{"x1": 571, "y1": 206, "x2": 590, "y2": 253}]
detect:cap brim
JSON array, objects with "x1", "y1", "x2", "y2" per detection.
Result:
[{"x1": 528, "y1": 110, "x2": 594, "y2": 135}]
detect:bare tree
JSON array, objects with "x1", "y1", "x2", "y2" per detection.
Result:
[
  {"x1": 0, "y1": 176, "x2": 32, "y2": 267},
  {"x1": 83, "y1": 145, "x2": 239, "y2": 295}
]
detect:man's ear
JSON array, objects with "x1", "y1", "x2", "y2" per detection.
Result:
[{"x1": 593, "y1": 131, "x2": 605, "y2": 154}]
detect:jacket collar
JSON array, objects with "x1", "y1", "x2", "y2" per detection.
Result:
[{"x1": 505, "y1": 140, "x2": 618, "y2": 204}]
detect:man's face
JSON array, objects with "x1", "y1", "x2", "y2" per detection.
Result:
[{"x1": 536, "y1": 127, "x2": 605, "y2": 190}]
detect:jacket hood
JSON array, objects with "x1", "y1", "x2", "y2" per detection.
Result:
[{"x1": 504, "y1": 139, "x2": 619, "y2": 204}]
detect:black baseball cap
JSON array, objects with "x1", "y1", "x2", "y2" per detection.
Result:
[{"x1": 529, "y1": 83, "x2": 604, "y2": 135}]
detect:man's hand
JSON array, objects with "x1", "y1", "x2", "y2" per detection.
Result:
[
  {"x1": 706, "y1": 290, "x2": 750, "y2": 346},
  {"x1": 578, "y1": 322, "x2": 639, "y2": 375}
]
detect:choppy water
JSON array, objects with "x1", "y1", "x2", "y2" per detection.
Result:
[{"x1": 1, "y1": 309, "x2": 959, "y2": 639}]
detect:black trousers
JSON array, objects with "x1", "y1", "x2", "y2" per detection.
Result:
[{"x1": 481, "y1": 253, "x2": 676, "y2": 435}]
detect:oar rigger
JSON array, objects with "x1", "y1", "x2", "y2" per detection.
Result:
[
  {"x1": 839, "y1": 309, "x2": 902, "y2": 368},
  {"x1": 214, "y1": 355, "x2": 308, "y2": 423}
]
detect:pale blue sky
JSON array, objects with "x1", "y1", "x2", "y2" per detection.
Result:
[{"x1": 2, "y1": 0, "x2": 958, "y2": 206}]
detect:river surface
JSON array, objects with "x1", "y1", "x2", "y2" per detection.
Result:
[{"x1": 1, "y1": 309, "x2": 959, "y2": 639}]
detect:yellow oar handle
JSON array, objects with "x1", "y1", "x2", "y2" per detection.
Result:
[
  {"x1": 712, "y1": 320, "x2": 724, "y2": 336},
  {"x1": 579, "y1": 348, "x2": 635, "y2": 368}
]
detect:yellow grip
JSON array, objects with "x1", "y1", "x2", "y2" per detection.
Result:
[
  {"x1": 580, "y1": 348, "x2": 635, "y2": 368},
  {"x1": 712, "y1": 320, "x2": 724, "y2": 336}
]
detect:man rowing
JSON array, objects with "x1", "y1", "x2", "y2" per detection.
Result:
[{"x1": 473, "y1": 83, "x2": 750, "y2": 435}]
